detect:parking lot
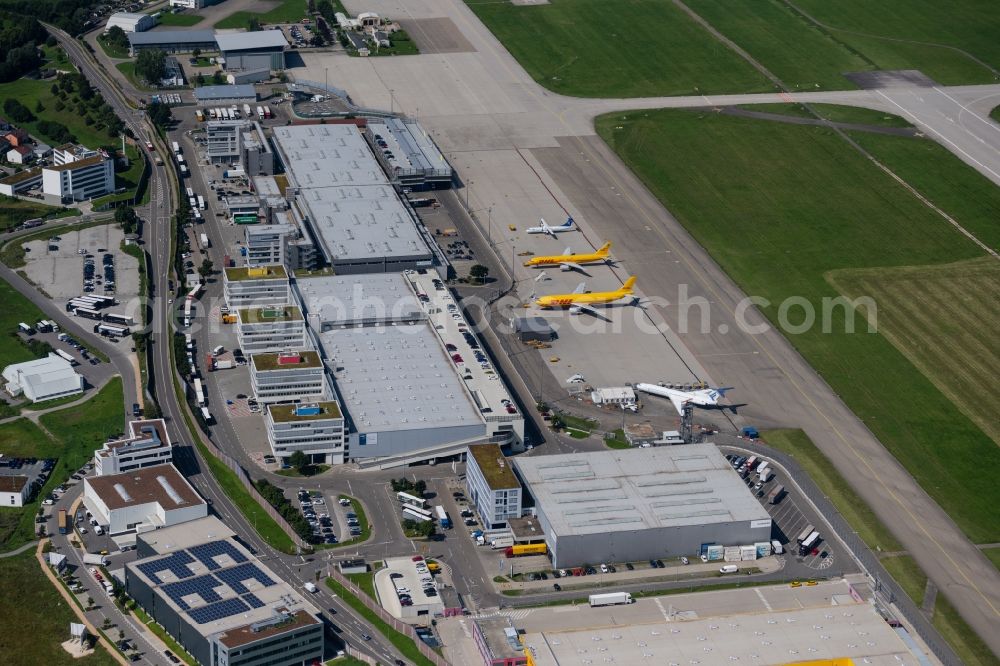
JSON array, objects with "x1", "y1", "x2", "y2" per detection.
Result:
[
  {"x1": 20, "y1": 225, "x2": 140, "y2": 305},
  {"x1": 294, "y1": 489, "x2": 362, "y2": 547}
]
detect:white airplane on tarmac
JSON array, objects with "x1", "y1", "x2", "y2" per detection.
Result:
[
  {"x1": 635, "y1": 383, "x2": 734, "y2": 416},
  {"x1": 526, "y1": 217, "x2": 576, "y2": 238}
]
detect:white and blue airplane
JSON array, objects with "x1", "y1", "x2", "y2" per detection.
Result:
[
  {"x1": 635, "y1": 383, "x2": 734, "y2": 416},
  {"x1": 526, "y1": 217, "x2": 576, "y2": 238}
]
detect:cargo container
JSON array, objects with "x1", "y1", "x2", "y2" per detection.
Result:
[
  {"x1": 768, "y1": 484, "x2": 785, "y2": 505},
  {"x1": 589, "y1": 592, "x2": 632, "y2": 607},
  {"x1": 58, "y1": 509, "x2": 68, "y2": 534},
  {"x1": 433, "y1": 505, "x2": 451, "y2": 529},
  {"x1": 759, "y1": 468, "x2": 773, "y2": 484},
  {"x1": 83, "y1": 553, "x2": 108, "y2": 566},
  {"x1": 504, "y1": 543, "x2": 547, "y2": 558},
  {"x1": 243, "y1": 103, "x2": 252, "y2": 117},
  {"x1": 195, "y1": 109, "x2": 204, "y2": 122},
  {"x1": 256, "y1": 105, "x2": 264, "y2": 119},
  {"x1": 55, "y1": 349, "x2": 77, "y2": 365}
]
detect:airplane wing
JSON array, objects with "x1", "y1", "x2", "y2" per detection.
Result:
[
  {"x1": 561, "y1": 247, "x2": 571, "y2": 256},
  {"x1": 568, "y1": 303, "x2": 611, "y2": 321},
  {"x1": 572, "y1": 282, "x2": 586, "y2": 294},
  {"x1": 558, "y1": 261, "x2": 585, "y2": 273},
  {"x1": 669, "y1": 395, "x2": 690, "y2": 416}
]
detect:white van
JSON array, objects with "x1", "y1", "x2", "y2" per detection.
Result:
[
  {"x1": 719, "y1": 564, "x2": 738, "y2": 574},
  {"x1": 94, "y1": 525, "x2": 105, "y2": 536},
  {"x1": 303, "y1": 582, "x2": 317, "y2": 593},
  {"x1": 212, "y1": 345, "x2": 224, "y2": 356},
  {"x1": 771, "y1": 540, "x2": 784, "y2": 554}
]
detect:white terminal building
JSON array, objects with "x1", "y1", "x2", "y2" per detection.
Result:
[
  {"x1": 465, "y1": 444, "x2": 523, "y2": 530},
  {"x1": 42, "y1": 144, "x2": 115, "y2": 203},
  {"x1": 223, "y1": 265, "x2": 290, "y2": 307},
  {"x1": 94, "y1": 419, "x2": 173, "y2": 476},
  {"x1": 249, "y1": 350, "x2": 327, "y2": 404},
  {"x1": 265, "y1": 402, "x2": 345, "y2": 465},
  {"x1": 292, "y1": 271, "x2": 524, "y2": 467},
  {"x1": 83, "y1": 463, "x2": 208, "y2": 543},
  {"x1": 236, "y1": 305, "x2": 307, "y2": 353},
  {"x1": 269, "y1": 124, "x2": 434, "y2": 274},
  {"x1": 511, "y1": 445, "x2": 773, "y2": 568},
  {"x1": 105, "y1": 12, "x2": 155, "y2": 33},
  {"x1": 3, "y1": 353, "x2": 83, "y2": 403}
]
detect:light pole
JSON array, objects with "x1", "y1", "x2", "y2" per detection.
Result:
[
  {"x1": 465, "y1": 180, "x2": 473, "y2": 209},
  {"x1": 487, "y1": 205, "x2": 493, "y2": 246},
  {"x1": 389, "y1": 88, "x2": 395, "y2": 115}
]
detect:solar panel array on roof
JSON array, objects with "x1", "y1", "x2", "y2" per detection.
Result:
[
  {"x1": 136, "y1": 550, "x2": 195, "y2": 584},
  {"x1": 189, "y1": 541, "x2": 248, "y2": 571},
  {"x1": 162, "y1": 574, "x2": 224, "y2": 611},
  {"x1": 243, "y1": 593, "x2": 265, "y2": 609},
  {"x1": 216, "y1": 563, "x2": 276, "y2": 594},
  {"x1": 189, "y1": 597, "x2": 250, "y2": 625}
]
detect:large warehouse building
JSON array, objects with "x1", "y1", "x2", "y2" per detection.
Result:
[
  {"x1": 128, "y1": 29, "x2": 217, "y2": 55},
  {"x1": 126, "y1": 515, "x2": 324, "y2": 666},
  {"x1": 512, "y1": 445, "x2": 772, "y2": 568},
  {"x1": 105, "y1": 12, "x2": 156, "y2": 33},
  {"x1": 270, "y1": 124, "x2": 434, "y2": 274},
  {"x1": 216, "y1": 31, "x2": 288, "y2": 71}
]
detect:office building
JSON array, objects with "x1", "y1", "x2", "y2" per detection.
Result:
[
  {"x1": 126, "y1": 515, "x2": 324, "y2": 666},
  {"x1": 94, "y1": 419, "x2": 173, "y2": 476},
  {"x1": 244, "y1": 224, "x2": 293, "y2": 267},
  {"x1": 215, "y1": 31, "x2": 287, "y2": 71},
  {"x1": 250, "y1": 351, "x2": 327, "y2": 404},
  {"x1": 3, "y1": 353, "x2": 83, "y2": 402},
  {"x1": 465, "y1": 444, "x2": 522, "y2": 530},
  {"x1": 241, "y1": 122, "x2": 274, "y2": 176},
  {"x1": 106, "y1": 12, "x2": 155, "y2": 33},
  {"x1": 236, "y1": 305, "x2": 307, "y2": 353},
  {"x1": 0, "y1": 167, "x2": 43, "y2": 196},
  {"x1": 269, "y1": 124, "x2": 434, "y2": 274},
  {"x1": 265, "y1": 402, "x2": 345, "y2": 465},
  {"x1": 471, "y1": 617, "x2": 528, "y2": 666},
  {"x1": 205, "y1": 120, "x2": 245, "y2": 164},
  {"x1": 42, "y1": 152, "x2": 114, "y2": 203},
  {"x1": 83, "y1": 463, "x2": 207, "y2": 540},
  {"x1": 511, "y1": 445, "x2": 773, "y2": 568},
  {"x1": 223, "y1": 265, "x2": 290, "y2": 307}
]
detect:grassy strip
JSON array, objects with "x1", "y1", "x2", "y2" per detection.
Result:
[
  {"x1": 326, "y1": 578, "x2": 435, "y2": 666},
  {"x1": 762, "y1": 429, "x2": 902, "y2": 551},
  {"x1": 346, "y1": 570, "x2": 376, "y2": 600},
  {"x1": 0, "y1": 78, "x2": 118, "y2": 149},
  {"x1": 92, "y1": 146, "x2": 148, "y2": 208},
  {"x1": 514, "y1": 579, "x2": 788, "y2": 606},
  {"x1": 214, "y1": 0, "x2": 307, "y2": 29},
  {"x1": 604, "y1": 428, "x2": 630, "y2": 449},
  {"x1": 115, "y1": 62, "x2": 156, "y2": 92},
  {"x1": 983, "y1": 547, "x2": 1000, "y2": 571},
  {"x1": 879, "y1": 555, "x2": 927, "y2": 605},
  {"x1": 0, "y1": 549, "x2": 119, "y2": 665},
  {"x1": 597, "y1": 109, "x2": 999, "y2": 542},
  {"x1": 193, "y1": 438, "x2": 297, "y2": 554},
  {"x1": 739, "y1": 102, "x2": 914, "y2": 128},
  {"x1": 96, "y1": 35, "x2": 129, "y2": 59},
  {"x1": 992, "y1": 105, "x2": 1000, "y2": 123},
  {"x1": 932, "y1": 593, "x2": 1000, "y2": 666},
  {"x1": 131, "y1": 604, "x2": 197, "y2": 665},
  {"x1": 156, "y1": 13, "x2": 204, "y2": 27},
  {"x1": 326, "y1": 657, "x2": 368, "y2": 666},
  {"x1": 0, "y1": 195, "x2": 79, "y2": 233}
]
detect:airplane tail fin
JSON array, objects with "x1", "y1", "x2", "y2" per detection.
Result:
[
  {"x1": 597, "y1": 242, "x2": 612, "y2": 255},
  {"x1": 622, "y1": 276, "x2": 637, "y2": 292},
  {"x1": 714, "y1": 387, "x2": 735, "y2": 396},
  {"x1": 562, "y1": 217, "x2": 575, "y2": 228}
]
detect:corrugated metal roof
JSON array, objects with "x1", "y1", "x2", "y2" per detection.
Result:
[
  {"x1": 128, "y1": 29, "x2": 216, "y2": 46},
  {"x1": 216, "y1": 30, "x2": 288, "y2": 52},
  {"x1": 195, "y1": 85, "x2": 257, "y2": 101}
]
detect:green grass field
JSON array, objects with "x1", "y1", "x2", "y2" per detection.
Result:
[
  {"x1": 0, "y1": 78, "x2": 115, "y2": 149},
  {"x1": 992, "y1": 106, "x2": 1000, "y2": 122},
  {"x1": 828, "y1": 259, "x2": 1000, "y2": 445},
  {"x1": 469, "y1": 0, "x2": 1000, "y2": 97},
  {"x1": 96, "y1": 34, "x2": 129, "y2": 59},
  {"x1": 985, "y1": 547, "x2": 1000, "y2": 570},
  {"x1": 0, "y1": 279, "x2": 49, "y2": 368},
  {"x1": 115, "y1": 62, "x2": 154, "y2": 92},
  {"x1": 155, "y1": 13, "x2": 204, "y2": 27},
  {"x1": 92, "y1": 145, "x2": 148, "y2": 208},
  {"x1": 596, "y1": 109, "x2": 999, "y2": 543},
  {"x1": 0, "y1": 195, "x2": 78, "y2": 233},
  {"x1": 42, "y1": 45, "x2": 75, "y2": 72},
  {"x1": 879, "y1": 554, "x2": 927, "y2": 604},
  {"x1": 0, "y1": 378, "x2": 123, "y2": 551},
  {"x1": 0, "y1": 550, "x2": 118, "y2": 665},
  {"x1": 933, "y1": 593, "x2": 1000, "y2": 666},
  {"x1": 762, "y1": 430, "x2": 902, "y2": 551},
  {"x1": 214, "y1": 0, "x2": 307, "y2": 29},
  {"x1": 463, "y1": 0, "x2": 772, "y2": 97}
]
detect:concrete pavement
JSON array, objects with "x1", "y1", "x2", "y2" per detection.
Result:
[{"x1": 296, "y1": 0, "x2": 1000, "y2": 655}]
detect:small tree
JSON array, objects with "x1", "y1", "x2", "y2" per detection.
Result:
[
  {"x1": 195, "y1": 72, "x2": 205, "y2": 86},
  {"x1": 86, "y1": 596, "x2": 94, "y2": 609},
  {"x1": 288, "y1": 450, "x2": 309, "y2": 474},
  {"x1": 198, "y1": 258, "x2": 214, "y2": 278},
  {"x1": 470, "y1": 264, "x2": 489, "y2": 284},
  {"x1": 117, "y1": 629, "x2": 124, "y2": 641},
  {"x1": 212, "y1": 71, "x2": 225, "y2": 85},
  {"x1": 192, "y1": 47, "x2": 201, "y2": 58},
  {"x1": 248, "y1": 17, "x2": 262, "y2": 32},
  {"x1": 413, "y1": 479, "x2": 427, "y2": 495}
]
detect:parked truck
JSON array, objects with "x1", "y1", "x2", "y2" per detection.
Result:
[
  {"x1": 433, "y1": 505, "x2": 451, "y2": 529},
  {"x1": 768, "y1": 484, "x2": 785, "y2": 504},
  {"x1": 490, "y1": 536, "x2": 514, "y2": 549},
  {"x1": 83, "y1": 553, "x2": 109, "y2": 567},
  {"x1": 199, "y1": 233, "x2": 210, "y2": 248},
  {"x1": 759, "y1": 468, "x2": 774, "y2": 484},
  {"x1": 57, "y1": 509, "x2": 68, "y2": 534},
  {"x1": 589, "y1": 592, "x2": 633, "y2": 607},
  {"x1": 504, "y1": 543, "x2": 548, "y2": 558}
]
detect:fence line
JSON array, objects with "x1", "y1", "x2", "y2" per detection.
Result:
[
  {"x1": 329, "y1": 569, "x2": 450, "y2": 666},
  {"x1": 715, "y1": 434, "x2": 961, "y2": 666}
]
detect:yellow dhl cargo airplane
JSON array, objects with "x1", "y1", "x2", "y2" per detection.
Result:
[
  {"x1": 523, "y1": 242, "x2": 612, "y2": 273},
  {"x1": 535, "y1": 276, "x2": 637, "y2": 316}
]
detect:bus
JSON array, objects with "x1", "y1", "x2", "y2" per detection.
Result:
[
  {"x1": 186, "y1": 187, "x2": 194, "y2": 198},
  {"x1": 193, "y1": 209, "x2": 202, "y2": 222},
  {"x1": 188, "y1": 284, "x2": 203, "y2": 301},
  {"x1": 193, "y1": 378, "x2": 205, "y2": 406},
  {"x1": 95, "y1": 323, "x2": 129, "y2": 337},
  {"x1": 104, "y1": 312, "x2": 134, "y2": 326},
  {"x1": 403, "y1": 506, "x2": 432, "y2": 523},
  {"x1": 200, "y1": 407, "x2": 213, "y2": 423},
  {"x1": 795, "y1": 524, "x2": 815, "y2": 544},
  {"x1": 798, "y1": 531, "x2": 821, "y2": 556},
  {"x1": 197, "y1": 195, "x2": 205, "y2": 210},
  {"x1": 171, "y1": 141, "x2": 180, "y2": 153},
  {"x1": 397, "y1": 491, "x2": 426, "y2": 509},
  {"x1": 75, "y1": 307, "x2": 103, "y2": 320},
  {"x1": 86, "y1": 295, "x2": 115, "y2": 308},
  {"x1": 55, "y1": 349, "x2": 77, "y2": 365}
]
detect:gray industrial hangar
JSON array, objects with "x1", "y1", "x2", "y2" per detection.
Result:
[{"x1": 511, "y1": 445, "x2": 773, "y2": 568}]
